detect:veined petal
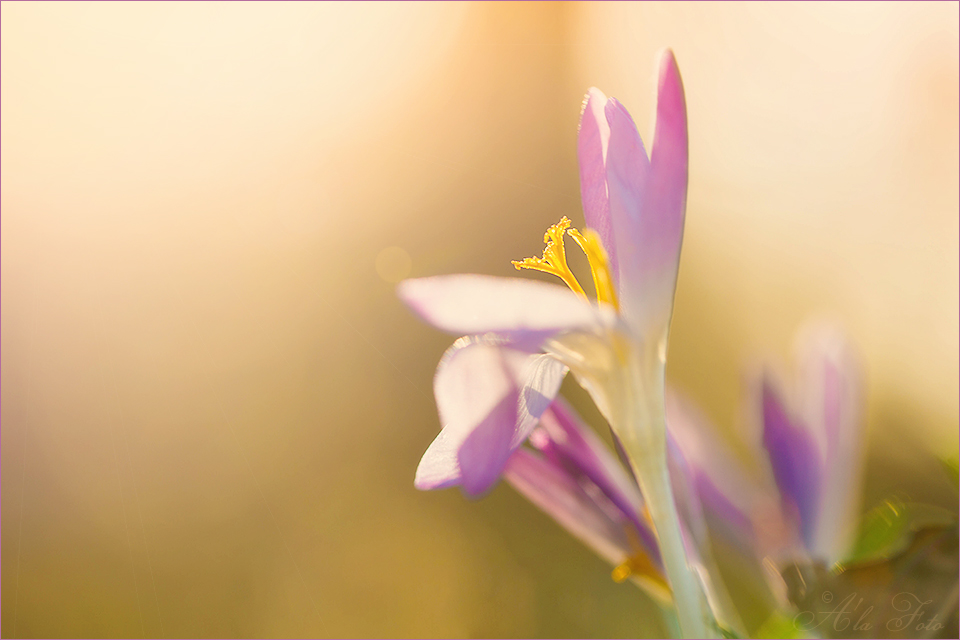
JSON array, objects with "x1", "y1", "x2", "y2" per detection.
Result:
[
  {"x1": 762, "y1": 378, "x2": 823, "y2": 550},
  {"x1": 398, "y1": 275, "x2": 601, "y2": 345},
  {"x1": 414, "y1": 337, "x2": 568, "y2": 496},
  {"x1": 796, "y1": 325, "x2": 863, "y2": 563},
  {"x1": 504, "y1": 447, "x2": 632, "y2": 566},
  {"x1": 534, "y1": 398, "x2": 660, "y2": 563},
  {"x1": 577, "y1": 88, "x2": 618, "y2": 286},
  {"x1": 648, "y1": 49, "x2": 689, "y2": 286},
  {"x1": 504, "y1": 448, "x2": 671, "y2": 605}
]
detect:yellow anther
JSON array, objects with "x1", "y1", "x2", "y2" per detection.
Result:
[
  {"x1": 566, "y1": 228, "x2": 619, "y2": 309},
  {"x1": 612, "y1": 525, "x2": 669, "y2": 590},
  {"x1": 512, "y1": 216, "x2": 619, "y2": 310},
  {"x1": 612, "y1": 553, "x2": 668, "y2": 587},
  {"x1": 611, "y1": 562, "x2": 634, "y2": 583},
  {"x1": 512, "y1": 217, "x2": 587, "y2": 299}
]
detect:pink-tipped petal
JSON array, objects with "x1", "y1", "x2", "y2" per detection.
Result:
[
  {"x1": 650, "y1": 50, "x2": 689, "y2": 238},
  {"x1": 633, "y1": 48, "x2": 689, "y2": 331},
  {"x1": 577, "y1": 88, "x2": 618, "y2": 283},
  {"x1": 414, "y1": 338, "x2": 567, "y2": 496},
  {"x1": 575, "y1": 53, "x2": 688, "y2": 334},
  {"x1": 398, "y1": 275, "x2": 599, "y2": 343},
  {"x1": 648, "y1": 49, "x2": 688, "y2": 272}
]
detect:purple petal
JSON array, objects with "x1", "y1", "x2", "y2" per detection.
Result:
[
  {"x1": 665, "y1": 434, "x2": 713, "y2": 557},
  {"x1": 667, "y1": 431, "x2": 750, "y2": 634},
  {"x1": 602, "y1": 96, "x2": 653, "y2": 324},
  {"x1": 577, "y1": 88, "x2": 618, "y2": 285},
  {"x1": 414, "y1": 337, "x2": 567, "y2": 496},
  {"x1": 575, "y1": 53, "x2": 688, "y2": 333},
  {"x1": 665, "y1": 390, "x2": 760, "y2": 548},
  {"x1": 534, "y1": 399, "x2": 660, "y2": 564},
  {"x1": 398, "y1": 275, "x2": 600, "y2": 346},
  {"x1": 504, "y1": 448, "x2": 633, "y2": 567},
  {"x1": 602, "y1": 50, "x2": 688, "y2": 332},
  {"x1": 762, "y1": 378, "x2": 822, "y2": 549},
  {"x1": 643, "y1": 49, "x2": 689, "y2": 321},
  {"x1": 647, "y1": 48, "x2": 689, "y2": 283},
  {"x1": 795, "y1": 326, "x2": 863, "y2": 562}
]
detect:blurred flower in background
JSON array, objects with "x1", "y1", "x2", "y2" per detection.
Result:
[{"x1": 2, "y1": 2, "x2": 957, "y2": 638}]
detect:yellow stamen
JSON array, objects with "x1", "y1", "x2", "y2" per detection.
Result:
[
  {"x1": 566, "y1": 228, "x2": 619, "y2": 309},
  {"x1": 512, "y1": 217, "x2": 587, "y2": 299},
  {"x1": 512, "y1": 216, "x2": 619, "y2": 310},
  {"x1": 612, "y1": 554, "x2": 666, "y2": 585},
  {"x1": 611, "y1": 526, "x2": 669, "y2": 589}
]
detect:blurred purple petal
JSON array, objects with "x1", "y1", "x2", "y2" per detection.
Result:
[
  {"x1": 796, "y1": 326, "x2": 863, "y2": 562},
  {"x1": 666, "y1": 433, "x2": 708, "y2": 548},
  {"x1": 762, "y1": 378, "x2": 822, "y2": 549},
  {"x1": 665, "y1": 391, "x2": 761, "y2": 548},
  {"x1": 415, "y1": 338, "x2": 567, "y2": 495}
]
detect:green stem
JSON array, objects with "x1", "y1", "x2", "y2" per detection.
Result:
[
  {"x1": 615, "y1": 351, "x2": 716, "y2": 639},
  {"x1": 659, "y1": 602, "x2": 683, "y2": 638}
]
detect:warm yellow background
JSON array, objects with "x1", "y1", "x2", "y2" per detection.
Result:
[{"x1": 2, "y1": 2, "x2": 957, "y2": 637}]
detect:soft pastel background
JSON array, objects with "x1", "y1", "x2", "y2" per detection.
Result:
[{"x1": 2, "y1": 2, "x2": 957, "y2": 637}]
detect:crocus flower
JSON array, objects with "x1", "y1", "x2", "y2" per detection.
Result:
[
  {"x1": 400, "y1": 50, "x2": 713, "y2": 637},
  {"x1": 667, "y1": 324, "x2": 864, "y2": 570},
  {"x1": 399, "y1": 50, "x2": 687, "y2": 496},
  {"x1": 761, "y1": 324, "x2": 864, "y2": 566}
]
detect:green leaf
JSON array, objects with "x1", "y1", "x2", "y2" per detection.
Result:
[
  {"x1": 755, "y1": 611, "x2": 812, "y2": 639},
  {"x1": 780, "y1": 524, "x2": 958, "y2": 638},
  {"x1": 843, "y1": 498, "x2": 956, "y2": 567}
]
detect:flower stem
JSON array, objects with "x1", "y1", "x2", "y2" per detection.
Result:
[{"x1": 616, "y1": 353, "x2": 716, "y2": 639}]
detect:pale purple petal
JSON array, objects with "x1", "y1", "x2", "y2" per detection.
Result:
[
  {"x1": 762, "y1": 379, "x2": 822, "y2": 549},
  {"x1": 601, "y1": 49, "x2": 688, "y2": 332},
  {"x1": 503, "y1": 447, "x2": 634, "y2": 568},
  {"x1": 647, "y1": 48, "x2": 689, "y2": 285},
  {"x1": 574, "y1": 52, "x2": 688, "y2": 333},
  {"x1": 414, "y1": 337, "x2": 567, "y2": 496},
  {"x1": 414, "y1": 339, "x2": 512, "y2": 492},
  {"x1": 398, "y1": 275, "x2": 600, "y2": 346},
  {"x1": 796, "y1": 326, "x2": 863, "y2": 563},
  {"x1": 665, "y1": 433, "x2": 707, "y2": 545},
  {"x1": 533, "y1": 399, "x2": 660, "y2": 563},
  {"x1": 577, "y1": 88, "x2": 617, "y2": 284},
  {"x1": 665, "y1": 390, "x2": 761, "y2": 547},
  {"x1": 667, "y1": 432, "x2": 749, "y2": 635},
  {"x1": 602, "y1": 96, "x2": 653, "y2": 324}
]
